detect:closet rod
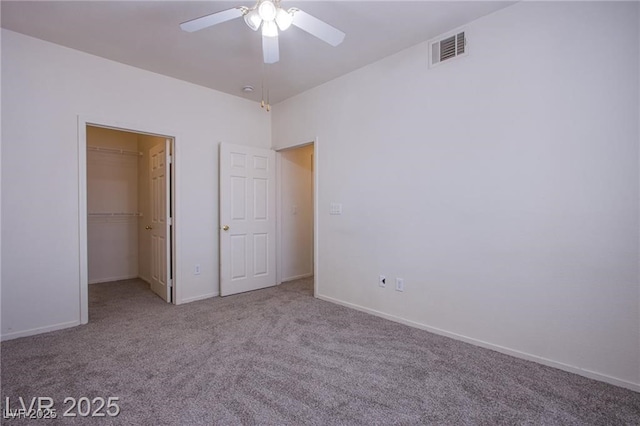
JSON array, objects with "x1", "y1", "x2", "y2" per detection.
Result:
[
  {"x1": 88, "y1": 212, "x2": 143, "y2": 217},
  {"x1": 87, "y1": 146, "x2": 142, "y2": 156}
]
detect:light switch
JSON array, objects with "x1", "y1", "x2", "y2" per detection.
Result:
[{"x1": 330, "y1": 203, "x2": 342, "y2": 215}]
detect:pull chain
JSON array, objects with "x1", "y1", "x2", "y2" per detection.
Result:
[
  {"x1": 261, "y1": 62, "x2": 265, "y2": 109},
  {"x1": 261, "y1": 63, "x2": 271, "y2": 112},
  {"x1": 266, "y1": 85, "x2": 271, "y2": 112}
]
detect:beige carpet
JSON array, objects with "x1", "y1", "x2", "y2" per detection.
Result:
[{"x1": 1, "y1": 277, "x2": 639, "y2": 425}]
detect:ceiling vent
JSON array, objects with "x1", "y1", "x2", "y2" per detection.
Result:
[{"x1": 429, "y1": 31, "x2": 467, "y2": 67}]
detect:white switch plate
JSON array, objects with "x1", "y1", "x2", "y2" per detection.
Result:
[
  {"x1": 330, "y1": 203, "x2": 343, "y2": 215},
  {"x1": 396, "y1": 278, "x2": 404, "y2": 292},
  {"x1": 194, "y1": 264, "x2": 201, "y2": 275}
]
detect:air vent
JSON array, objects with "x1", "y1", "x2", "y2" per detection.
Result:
[{"x1": 429, "y1": 31, "x2": 467, "y2": 67}]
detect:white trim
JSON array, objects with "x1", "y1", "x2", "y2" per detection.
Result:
[
  {"x1": 181, "y1": 292, "x2": 218, "y2": 304},
  {"x1": 312, "y1": 137, "x2": 319, "y2": 298},
  {"x1": 637, "y1": 7, "x2": 640, "y2": 394},
  {"x1": 77, "y1": 115, "x2": 180, "y2": 317},
  {"x1": 316, "y1": 293, "x2": 640, "y2": 393},
  {"x1": 78, "y1": 119, "x2": 89, "y2": 324},
  {"x1": 281, "y1": 273, "x2": 313, "y2": 283},
  {"x1": 172, "y1": 134, "x2": 182, "y2": 305},
  {"x1": 0, "y1": 26, "x2": 3, "y2": 340},
  {"x1": 276, "y1": 152, "x2": 283, "y2": 285},
  {"x1": 1, "y1": 320, "x2": 80, "y2": 342},
  {"x1": 89, "y1": 275, "x2": 138, "y2": 285}
]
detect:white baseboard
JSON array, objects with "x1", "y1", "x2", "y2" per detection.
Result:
[
  {"x1": 89, "y1": 274, "x2": 138, "y2": 284},
  {"x1": 315, "y1": 293, "x2": 640, "y2": 393},
  {"x1": 1, "y1": 320, "x2": 80, "y2": 342},
  {"x1": 281, "y1": 273, "x2": 313, "y2": 283},
  {"x1": 179, "y1": 292, "x2": 218, "y2": 304}
]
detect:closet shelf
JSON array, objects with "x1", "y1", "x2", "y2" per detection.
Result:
[
  {"x1": 88, "y1": 146, "x2": 142, "y2": 156},
  {"x1": 88, "y1": 212, "x2": 143, "y2": 217}
]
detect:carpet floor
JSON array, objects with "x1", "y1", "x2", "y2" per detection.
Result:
[{"x1": 1, "y1": 277, "x2": 639, "y2": 425}]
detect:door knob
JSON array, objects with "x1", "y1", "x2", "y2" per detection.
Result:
[
  {"x1": 222, "y1": 225, "x2": 229, "y2": 231},
  {"x1": 145, "y1": 225, "x2": 153, "y2": 230}
]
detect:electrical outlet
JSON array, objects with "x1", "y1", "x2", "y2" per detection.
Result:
[
  {"x1": 396, "y1": 278, "x2": 404, "y2": 292},
  {"x1": 194, "y1": 264, "x2": 201, "y2": 275},
  {"x1": 379, "y1": 275, "x2": 386, "y2": 288}
]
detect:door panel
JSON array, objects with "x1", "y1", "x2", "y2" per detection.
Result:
[
  {"x1": 149, "y1": 140, "x2": 171, "y2": 302},
  {"x1": 253, "y1": 233, "x2": 268, "y2": 276},
  {"x1": 220, "y1": 143, "x2": 276, "y2": 296}
]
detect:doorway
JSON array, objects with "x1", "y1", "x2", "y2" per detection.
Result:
[
  {"x1": 277, "y1": 143, "x2": 315, "y2": 285},
  {"x1": 79, "y1": 120, "x2": 177, "y2": 324}
]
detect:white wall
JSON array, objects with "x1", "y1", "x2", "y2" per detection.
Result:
[
  {"x1": 279, "y1": 144, "x2": 314, "y2": 281},
  {"x1": 87, "y1": 126, "x2": 140, "y2": 284},
  {"x1": 272, "y1": 2, "x2": 640, "y2": 389},
  {"x1": 1, "y1": 29, "x2": 271, "y2": 339}
]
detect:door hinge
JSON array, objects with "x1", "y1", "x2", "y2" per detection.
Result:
[
  {"x1": 168, "y1": 155, "x2": 172, "y2": 164},
  {"x1": 168, "y1": 217, "x2": 172, "y2": 226}
]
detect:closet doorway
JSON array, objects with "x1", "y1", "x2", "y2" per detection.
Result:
[
  {"x1": 277, "y1": 143, "x2": 315, "y2": 285},
  {"x1": 85, "y1": 125, "x2": 174, "y2": 306}
]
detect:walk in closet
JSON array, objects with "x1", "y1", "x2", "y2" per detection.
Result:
[{"x1": 86, "y1": 126, "x2": 164, "y2": 285}]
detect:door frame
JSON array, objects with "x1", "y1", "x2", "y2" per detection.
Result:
[
  {"x1": 275, "y1": 138, "x2": 319, "y2": 297},
  {"x1": 77, "y1": 115, "x2": 180, "y2": 324}
]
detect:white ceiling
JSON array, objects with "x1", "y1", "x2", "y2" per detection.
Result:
[{"x1": 1, "y1": 1, "x2": 516, "y2": 104}]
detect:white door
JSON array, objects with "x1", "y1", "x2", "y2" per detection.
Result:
[
  {"x1": 149, "y1": 140, "x2": 171, "y2": 302},
  {"x1": 220, "y1": 143, "x2": 276, "y2": 296}
]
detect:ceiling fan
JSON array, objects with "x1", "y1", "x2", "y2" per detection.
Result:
[{"x1": 180, "y1": 0, "x2": 346, "y2": 64}]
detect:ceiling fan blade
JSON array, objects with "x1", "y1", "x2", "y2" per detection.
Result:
[
  {"x1": 180, "y1": 7, "x2": 244, "y2": 33},
  {"x1": 291, "y1": 9, "x2": 345, "y2": 47},
  {"x1": 262, "y1": 34, "x2": 280, "y2": 64}
]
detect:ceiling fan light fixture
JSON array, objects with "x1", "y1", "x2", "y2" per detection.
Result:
[
  {"x1": 244, "y1": 8, "x2": 262, "y2": 31},
  {"x1": 275, "y1": 8, "x2": 293, "y2": 31},
  {"x1": 262, "y1": 20, "x2": 278, "y2": 38},
  {"x1": 258, "y1": 0, "x2": 277, "y2": 22},
  {"x1": 181, "y1": 1, "x2": 346, "y2": 66}
]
